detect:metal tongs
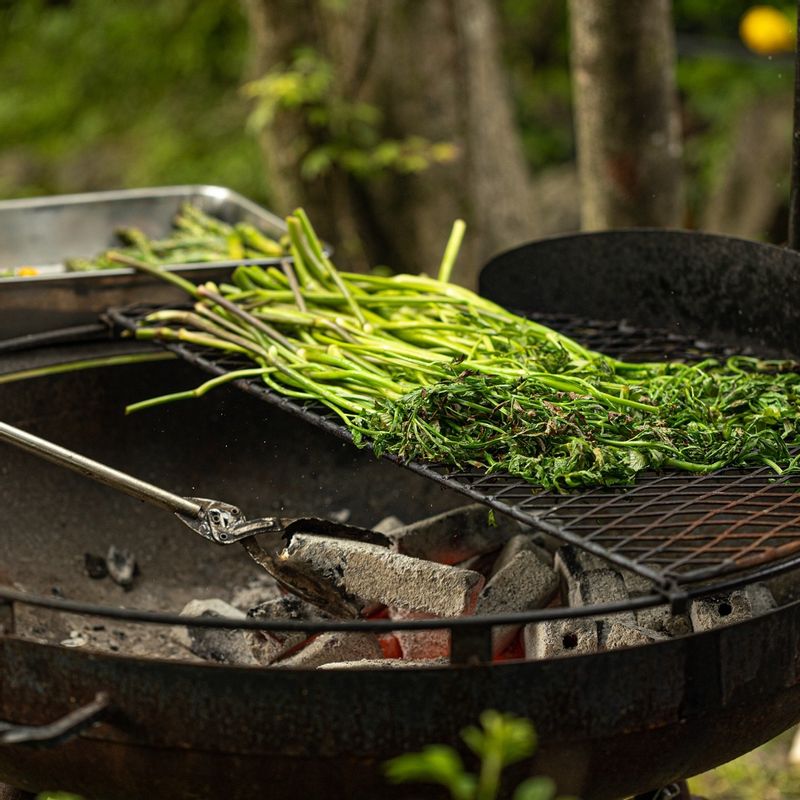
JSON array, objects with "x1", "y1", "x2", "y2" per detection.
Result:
[{"x1": 0, "y1": 421, "x2": 390, "y2": 616}]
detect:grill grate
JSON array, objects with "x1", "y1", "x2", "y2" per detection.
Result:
[{"x1": 109, "y1": 305, "x2": 800, "y2": 592}]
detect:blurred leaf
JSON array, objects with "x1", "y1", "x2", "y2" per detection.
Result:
[
  {"x1": 301, "y1": 147, "x2": 334, "y2": 179},
  {"x1": 462, "y1": 710, "x2": 537, "y2": 768},
  {"x1": 0, "y1": 0, "x2": 265, "y2": 202},
  {"x1": 244, "y1": 45, "x2": 456, "y2": 183},
  {"x1": 35, "y1": 793, "x2": 85, "y2": 800},
  {"x1": 385, "y1": 744, "x2": 476, "y2": 800},
  {"x1": 512, "y1": 776, "x2": 557, "y2": 800}
]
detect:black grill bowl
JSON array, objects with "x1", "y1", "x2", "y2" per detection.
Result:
[
  {"x1": 2, "y1": 356, "x2": 800, "y2": 800},
  {"x1": 480, "y1": 229, "x2": 800, "y2": 358}
]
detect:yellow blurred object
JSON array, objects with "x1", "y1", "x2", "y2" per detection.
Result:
[
  {"x1": 740, "y1": 5, "x2": 795, "y2": 54},
  {"x1": 15, "y1": 267, "x2": 39, "y2": 276}
]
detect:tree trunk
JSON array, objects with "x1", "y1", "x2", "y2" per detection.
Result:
[
  {"x1": 568, "y1": 0, "x2": 685, "y2": 229},
  {"x1": 701, "y1": 93, "x2": 792, "y2": 242},
  {"x1": 242, "y1": 0, "x2": 540, "y2": 287}
]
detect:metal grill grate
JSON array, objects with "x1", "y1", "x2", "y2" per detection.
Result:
[{"x1": 109, "y1": 305, "x2": 800, "y2": 591}]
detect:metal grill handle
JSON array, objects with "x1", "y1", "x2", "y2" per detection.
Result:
[
  {"x1": 0, "y1": 693, "x2": 109, "y2": 747},
  {"x1": 0, "y1": 421, "x2": 201, "y2": 519}
]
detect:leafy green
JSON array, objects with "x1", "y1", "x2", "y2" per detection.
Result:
[
  {"x1": 385, "y1": 711, "x2": 571, "y2": 800},
  {"x1": 128, "y1": 210, "x2": 800, "y2": 492}
]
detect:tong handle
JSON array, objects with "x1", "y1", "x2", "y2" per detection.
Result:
[{"x1": 0, "y1": 421, "x2": 202, "y2": 519}]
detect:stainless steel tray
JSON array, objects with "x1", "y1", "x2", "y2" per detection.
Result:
[{"x1": 0, "y1": 185, "x2": 286, "y2": 338}]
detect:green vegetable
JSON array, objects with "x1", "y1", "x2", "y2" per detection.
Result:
[
  {"x1": 125, "y1": 209, "x2": 800, "y2": 491},
  {"x1": 63, "y1": 202, "x2": 288, "y2": 272},
  {"x1": 0, "y1": 352, "x2": 175, "y2": 385}
]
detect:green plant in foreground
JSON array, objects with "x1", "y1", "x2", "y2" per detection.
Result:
[{"x1": 385, "y1": 710, "x2": 573, "y2": 800}]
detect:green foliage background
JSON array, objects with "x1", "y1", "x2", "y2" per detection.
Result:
[
  {"x1": 500, "y1": 0, "x2": 794, "y2": 228},
  {"x1": 0, "y1": 0, "x2": 795, "y2": 231},
  {"x1": 0, "y1": 0, "x2": 263, "y2": 201}
]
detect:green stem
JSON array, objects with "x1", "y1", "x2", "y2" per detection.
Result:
[
  {"x1": 125, "y1": 367, "x2": 275, "y2": 414},
  {"x1": 106, "y1": 251, "x2": 200, "y2": 298},
  {"x1": 291, "y1": 211, "x2": 367, "y2": 325},
  {"x1": 0, "y1": 351, "x2": 175, "y2": 385},
  {"x1": 436, "y1": 218, "x2": 466, "y2": 283}
]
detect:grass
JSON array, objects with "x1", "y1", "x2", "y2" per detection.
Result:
[{"x1": 689, "y1": 728, "x2": 800, "y2": 799}]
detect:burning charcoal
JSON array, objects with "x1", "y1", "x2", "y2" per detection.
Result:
[
  {"x1": 388, "y1": 504, "x2": 516, "y2": 565},
  {"x1": 767, "y1": 567, "x2": 800, "y2": 605},
  {"x1": 554, "y1": 545, "x2": 609, "y2": 582},
  {"x1": 246, "y1": 596, "x2": 330, "y2": 664},
  {"x1": 495, "y1": 630, "x2": 525, "y2": 661},
  {"x1": 524, "y1": 618, "x2": 599, "y2": 659},
  {"x1": 372, "y1": 515, "x2": 405, "y2": 534},
  {"x1": 276, "y1": 632, "x2": 382, "y2": 668},
  {"x1": 318, "y1": 657, "x2": 449, "y2": 670},
  {"x1": 601, "y1": 621, "x2": 668, "y2": 650},
  {"x1": 229, "y1": 574, "x2": 282, "y2": 612},
  {"x1": 84, "y1": 552, "x2": 108, "y2": 580},
  {"x1": 567, "y1": 568, "x2": 635, "y2": 625},
  {"x1": 389, "y1": 608, "x2": 450, "y2": 660},
  {"x1": 617, "y1": 567, "x2": 657, "y2": 597},
  {"x1": 477, "y1": 550, "x2": 559, "y2": 655},
  {"x1": 635, "y1": 604, "x2": 692, "y2": 638},
  {"x1": 615, "y1": 566, "x2": 692, "y2": 636},
  {"x1": 689, "y1": 584, "x2": 777, "y2": 632},
  {"x1": 282, "y1": 534, "x2": 484, "y2": 617},
  {"x1": 745, "y1": 583, "x2": 778, "y2": 614},
  {"x1": 379, "y1": 633, "x2": 403, "y2": 659},
  {"x1": 173, "y1": 599, "x2": 259, "y2": 666},
  {"x1": 490, "y1": 534, "x2": 553, "y2": 577},
  {"x1": 106, "y1": 546, "x2": 137, "y2": 590}
]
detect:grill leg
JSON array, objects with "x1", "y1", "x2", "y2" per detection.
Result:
[
  {"x1": 0, "y1": 785, "x2": 34, "y2": 800},
  {"x1": 633, "y1": 781, "x2": 704, "y2": 800}
]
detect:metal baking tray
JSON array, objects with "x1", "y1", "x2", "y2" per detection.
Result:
[{"x1": 0, "y1": 185, "x2": 287, "y2": 338}]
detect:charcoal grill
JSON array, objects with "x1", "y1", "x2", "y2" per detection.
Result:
[
  {"x1": 6, "y1": 9, "x2": 800, "y2": 800},
  {"x1": 2, "y1": 302, "x2": 800, "y2": 800},
  {"x1": 5, "y1": 219, "x2": 800, "y2": 800}
]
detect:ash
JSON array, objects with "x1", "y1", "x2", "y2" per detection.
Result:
[{"x1": 11, "y1": 505, "x2": 780, "y2": 667}]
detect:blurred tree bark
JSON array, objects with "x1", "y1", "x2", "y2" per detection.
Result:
[
  {"x1": 568, "y1": 0, "x2": 685, "y2": 229},
  {"x1": 242, "y1": 0, "x2": 540, "y2": 287},
  {"x1": 702, "y1": 93, "x2": 792, "y2": 242}
]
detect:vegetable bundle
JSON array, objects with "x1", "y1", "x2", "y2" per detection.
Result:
[
  {"x1": 65, "y1": 202, "x2": 288, "y2": 272},
  {"x1": 127, "y1": 210, "x2": 800, "y2": 491}
]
